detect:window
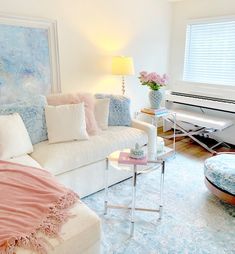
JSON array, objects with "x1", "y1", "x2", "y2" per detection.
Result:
[{"x1": 183, "y1": 18, "x2": 235, "y2": 86}]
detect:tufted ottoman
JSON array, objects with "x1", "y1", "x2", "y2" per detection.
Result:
[{"x1": 204, "y1": 154, "x2": 235, "y2": 205}]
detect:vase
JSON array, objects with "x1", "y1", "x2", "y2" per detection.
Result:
[{"x1": 149, "y1": 89, "x2": 163, "y2": 109}]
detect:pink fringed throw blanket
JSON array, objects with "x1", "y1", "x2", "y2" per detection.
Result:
[{"x1": 0, "y1": 160, "x2": 79, "y2": 254}]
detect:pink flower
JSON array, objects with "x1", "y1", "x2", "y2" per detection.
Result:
[
  {"x1": 146, "y1": 72, "x2": 161, "y2": 83},
  {"x1": 146, "y1": 73, "x2": 154, "y2": 82},
  {"x1": 140, "y1": 71, "x2": 147, "y2": 77},
  {"x1": 162, "y1": 73, "x2": 169, "y2": 84},
  {"x1": 139, "y1": 71, "x2": 148, "y2": 83},
  {"x1": 139, "y1": 71, "x2": 169, "y2": 88}
]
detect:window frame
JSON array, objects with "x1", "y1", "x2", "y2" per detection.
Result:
[{"x1": 182, "y1": 15, "x2": 235, "y2": 87}]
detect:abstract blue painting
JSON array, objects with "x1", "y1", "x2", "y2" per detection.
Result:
[{"x1": 0, "y1": 20, "x2": 58, "y2": 104}]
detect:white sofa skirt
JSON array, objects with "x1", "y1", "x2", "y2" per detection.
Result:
[{"x1": 56, "y1": 159, "x2": 133, "y2": 198}]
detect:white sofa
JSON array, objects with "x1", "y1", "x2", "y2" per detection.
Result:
[
  {"x1": 9, "y1": 118, "x2": 156, "y2": 254},
  {"x1": 31, "y1": 119, "x2": 156, "y2": 197}
]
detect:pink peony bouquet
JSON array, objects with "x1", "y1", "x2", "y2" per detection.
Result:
[{"x1": 139, "y1": 71, "x2": 168, "y2": 90}]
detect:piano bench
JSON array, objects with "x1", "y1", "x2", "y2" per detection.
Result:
[
  {"x1": 166, "y1": 109, "x2": 233, "y2": 153},
  {"x1": 170, "y1": 109, "x2": 233, "y2": 130}
]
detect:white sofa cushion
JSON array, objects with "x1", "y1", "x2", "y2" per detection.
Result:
[
  {"x1": 0, "y1": 113, "x2": 33, "y2": 160},
  {"x1": 45, "y1": 103, "x2": 89, "y2": 144},
  {"x1": 7, "y1": 155, "x2": 42, "y2": 168},
  {"x1": 31, "y1": 126, "x2": 148, "y2": 175}
]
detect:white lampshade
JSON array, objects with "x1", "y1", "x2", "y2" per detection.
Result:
[{"x1": 112, "y1": 56, "x2": 135, "y2": 76}]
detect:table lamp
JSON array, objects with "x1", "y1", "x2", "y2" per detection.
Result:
[{"x1": 112, "y1": 56, "x2": 135, "y2": 95}]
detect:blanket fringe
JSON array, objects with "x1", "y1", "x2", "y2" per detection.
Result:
[{"x1": 1, "y1": 191, "x2": 79, "y2": 254}]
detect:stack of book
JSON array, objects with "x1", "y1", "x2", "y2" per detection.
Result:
[
  {"x1": 141, "y1": 107, "x2": 169, "y2": 115},
  {"x1": 118, "y1": 152, "x2": 147, "y2": 165}
]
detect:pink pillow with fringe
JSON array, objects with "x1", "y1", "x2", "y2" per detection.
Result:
[{"x1": 47, "y1": 93, "x2": 100, "y2": 135}]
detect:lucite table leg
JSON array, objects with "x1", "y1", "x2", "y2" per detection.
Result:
[
  {"x1": 154, "y1": 115, "x2": 158, "y2": 160},
  {"x1": 104, "y1": 158, "x2": 109, "y2": 215},
  {"x1": 159, "y1": 160, "x2": 165, "y2": 220},
  {"x1": 130, "y1": 165, "x2": 137, "y2": 236},
  {"x1": 173, "y1": 113, "x2": 176, "y2": 157}
]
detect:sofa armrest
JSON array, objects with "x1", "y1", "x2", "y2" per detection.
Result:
[{"x1": 131, "y1": 119, "x2": 156, "y2": 160}]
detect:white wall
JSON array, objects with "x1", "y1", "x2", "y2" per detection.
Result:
[
  {"x1": 0, "y1": 0, "x2": 171, "y2": 114},
  {"x1": 169, "y1": 0, "x2": 235, "y2": 144}
]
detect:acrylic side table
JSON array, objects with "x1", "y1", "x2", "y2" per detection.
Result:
[{"x1": 104, "y1": 149, "x2": 166, "y2": 236}]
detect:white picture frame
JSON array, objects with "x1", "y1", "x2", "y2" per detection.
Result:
[{"x1": 0, "y1": 14, "x2": 61, "y2": 104}]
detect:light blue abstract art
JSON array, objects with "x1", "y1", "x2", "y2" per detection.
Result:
[{"x1": 0, "y1": 16, "x2": 60, "y2": 104}]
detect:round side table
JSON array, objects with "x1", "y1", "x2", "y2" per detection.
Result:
[{"x1": 104, "y1": 149, "x2": 166, "y2": 236}]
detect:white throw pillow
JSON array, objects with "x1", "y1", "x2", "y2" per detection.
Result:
[
  {"x1": 45, "y1": 103, "x2": 89, "y2": 144},
  {"x1": 94, "y1": 98, "x2": 110, "y2": 130},
  {"x1": 0, "y1": 113, "x2": 33, "y2": 160}
]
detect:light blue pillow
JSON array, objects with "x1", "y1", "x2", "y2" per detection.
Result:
[
  {"x1": 95, "y1": 94, "x2": 131, "y2": 126},
  {"x1": 0, "y1": 95, "x2": 48, "y2": 145}
]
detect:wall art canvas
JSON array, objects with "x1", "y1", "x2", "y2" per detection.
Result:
[{"x1": 0, "y1": 15, "x2": 61, "y2": 104}]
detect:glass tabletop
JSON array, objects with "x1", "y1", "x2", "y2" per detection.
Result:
[{"x1": 107, "y1": 148, "x2": 162, "y2": 173}]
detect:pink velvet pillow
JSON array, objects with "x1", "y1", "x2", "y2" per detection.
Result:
[{"x1": 47, "y1": 93, "x2": 100, "y2": 135}]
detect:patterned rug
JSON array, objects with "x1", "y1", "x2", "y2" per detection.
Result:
[{"x1": 83, "y1": 153, "x2": 235, "y2": 254}]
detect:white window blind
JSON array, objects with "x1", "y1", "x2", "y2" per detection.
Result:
[{"x1": 183, "y1": 19, "x2": 235, "y2": 86}]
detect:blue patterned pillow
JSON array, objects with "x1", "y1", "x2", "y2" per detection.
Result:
[
  {"x1": 95, "y1": 94, "x2": 131, "y2": 126},
  {"x1": 0, "y1": 95, "x2": 48, "y2": 144}
]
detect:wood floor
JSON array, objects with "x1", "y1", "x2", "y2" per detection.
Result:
[{"x1": 158, "y1": 127, "x2": 216, "y2": 162}]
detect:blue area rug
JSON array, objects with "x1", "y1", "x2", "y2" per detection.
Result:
[{"x1": 83, "y1": 153, "x2": 235, "y2": 254}]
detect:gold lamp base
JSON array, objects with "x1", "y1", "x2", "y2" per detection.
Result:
[{"x1": 121, "y1": 76, "x2": 126, "y2": 95}]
